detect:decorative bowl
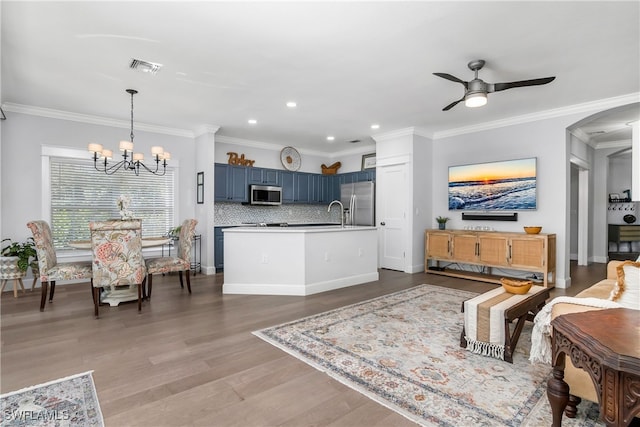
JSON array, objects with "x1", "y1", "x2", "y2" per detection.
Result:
[
  {"x1": 523, "y1": 226, "x2": 542, "y2": 234},
  {"x1": 500, "y1": 278, "x2": 533, "y2": 294}
]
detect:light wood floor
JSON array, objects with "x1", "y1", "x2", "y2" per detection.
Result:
[{"x1": 0, "y1": 263, "x2": 605, "y2": 426}]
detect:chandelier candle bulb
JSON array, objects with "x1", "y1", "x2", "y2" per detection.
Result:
[
  {"x1": 101, "y1": 149, "x2": 113, "y2": 159},
  {"x1": 88, "y1": 143, "x2": 103, "y2": 153},
  {"x1": 151, "y1": 146, "x2": 164, "y2": 156},
  {"x1": 161, "y1": 152, "x2": 171, "y2": 161},
  {"x1": 133, "y1": 153, "x2": 144, "y2": 162},
  {"x1": 119, "y1": 140, "x2": 133, "y2": 152}
]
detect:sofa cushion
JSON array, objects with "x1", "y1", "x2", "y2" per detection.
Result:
[
  {"x1": 576, "y1": 278, "x2": 616, "y2": 299},
  {"x1": 609, "y1": 261, "x2": 640, "y2": 310}
]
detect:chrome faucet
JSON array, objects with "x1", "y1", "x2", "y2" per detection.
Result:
[{"x1": 328, "y1": 200, "x2": 344, "y2": 228}]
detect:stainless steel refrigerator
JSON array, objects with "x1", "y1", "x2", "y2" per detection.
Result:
[{"x1": 340, "y1": 181, "x2": 375, "y2": 226}]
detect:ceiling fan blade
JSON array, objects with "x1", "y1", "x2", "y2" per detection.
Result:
[
  {"x1": 433, "y1": 73, "x2": 468, "y2": 89},
  {"x1": 491, "y1": 76, "x2": 555, "y2": 92},
  {"x1": 443, "y1": 96, "x2": 465, "y2": 111}
]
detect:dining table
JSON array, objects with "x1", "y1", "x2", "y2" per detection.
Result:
[{"x1": 69, "y1": 236, "x2": 171, "y2": 306}]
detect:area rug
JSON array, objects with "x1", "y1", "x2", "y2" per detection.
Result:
[
  {"x1": 254, "y1": 284, "x2": 604, "y2": 426},
  {"x1": 0, "y1": 371, "x2": 104, "y2": 427}
]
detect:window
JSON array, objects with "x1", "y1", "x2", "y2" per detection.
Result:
[{"x1": 49, "y1": 156, "x2": 175, "y2": 249}]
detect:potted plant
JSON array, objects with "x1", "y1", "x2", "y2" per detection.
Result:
[
  {"x1": 435, "y1": 216, "x2": 450, "y2": 230},
  {"x1": 1, "y1": 238, "x2": 38, "y2": 286},
  {"x1": 168, "y1": 225, "x2": 182, "y2": 240},
  {"x1": 1, "y1": 238, "x2": 37, "y2": 272}
]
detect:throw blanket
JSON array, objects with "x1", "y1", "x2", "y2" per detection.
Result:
[
  {"x1": 464, "y1": 285, "x2": 547, "y2": 360},
  {"x1": 529, "y1": 296, "x2": 622, "y2": 364}
]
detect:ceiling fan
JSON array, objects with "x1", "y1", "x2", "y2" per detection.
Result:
[{"x1": 433, "y1": 59, "x2": 556, "y2": 111}]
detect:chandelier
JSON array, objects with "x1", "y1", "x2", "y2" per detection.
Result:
[{"x1": 88, "y1": 89, "x2": 170, "y2": 176}]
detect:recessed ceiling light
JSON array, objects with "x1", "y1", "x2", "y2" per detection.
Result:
[
  {"x1": 248, "y1": 119, "x2": 257, "y2": 125},
  {"x1": 286, "y1": 101, "x2": 297, "y2": 108},
  {"x1": 371, "y1": 124, "x2": 380, "y2": 130},
  {"x1": 327, "y1": 136, "x2": 335, "y2": 141}
]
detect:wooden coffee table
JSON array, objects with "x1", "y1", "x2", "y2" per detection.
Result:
[
  {"x1": 547, "y1": 308, "x2": 640, "y2": 427},
  {"x1": 460, "y1": 286, "x2": 550, "y2": 363}
]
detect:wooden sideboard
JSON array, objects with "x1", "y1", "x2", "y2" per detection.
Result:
[{"x1": 425, "y1": 229, "x2": 556, "y2": 288}]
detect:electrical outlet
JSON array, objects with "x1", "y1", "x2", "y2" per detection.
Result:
[
  {"x1": 261, "y1": 254, "x2": 268, "y2": 264},
  {"x1": 324, "y1": 252, "x2": 330, "y2": 262}
]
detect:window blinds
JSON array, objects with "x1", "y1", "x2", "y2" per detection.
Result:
[{"x1": 50, "y1": 157, "x2": 175, "y2": 249}]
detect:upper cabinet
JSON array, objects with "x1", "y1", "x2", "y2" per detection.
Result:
[
  {"x1": 247, "y1": 167, "x2": 280, "y2": 186},
  {"x1": 214, "y1": 164, "x2": 248, "y2": 202},
  {"x1": 214, "y1": 164, "x2": 375, "y2": 204}
]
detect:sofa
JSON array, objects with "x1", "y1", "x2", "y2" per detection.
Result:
[{"x1": 550, "y1": 258, "x2": 640, "y2": 417}]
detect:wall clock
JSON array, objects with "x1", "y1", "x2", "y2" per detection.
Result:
[{"x1": 280, "y1": 146, "x2": 301, "y2": 171}]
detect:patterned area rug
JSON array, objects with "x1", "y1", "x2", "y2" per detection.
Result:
[
  {"x1": 254, "y1": 284, "x2": 604, "y2": 426},
  {"x1": 0, "y1": 371, "x2": 104, "y2": 427}
]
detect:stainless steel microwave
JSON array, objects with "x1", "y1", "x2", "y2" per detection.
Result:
[{"x1": 249, "y1": 184, "x2": 282, "y2": 205}]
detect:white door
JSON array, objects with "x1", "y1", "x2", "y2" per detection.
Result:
[{"x1": 377, "y1": 164, "x2": 407, "y2": 271}]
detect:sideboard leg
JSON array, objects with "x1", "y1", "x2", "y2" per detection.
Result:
[{"x1": 547, "y1": 364, "x2": 570, "y2": 427}]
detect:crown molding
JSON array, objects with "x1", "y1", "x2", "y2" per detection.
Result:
[
  {"x1": 372, "y1": 126, "x2": 435, "y2": 143},
  {"x1": 216, "y1": 134, "x2": 375, "y2": 158},
  {"x1": 2, "y1": 102, "x2": 195, "y2": 138},
  {"x1": 432, "y1": 93, "x2": 640, "y2": 140},
  {"x1": 194, "y1": 125, "x2": 221, "y2": 137},
  {"x1": 594, "y1": 139, "x2": 632, "y2": 150},
  {"x1": 569, "y1": 128, "x2": 591, "y2": 145}
]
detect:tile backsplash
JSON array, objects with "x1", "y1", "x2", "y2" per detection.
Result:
[{"x1": 214, "y1": 202, "x2": 341, "y2": 225}]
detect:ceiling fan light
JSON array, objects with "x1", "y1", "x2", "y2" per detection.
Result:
[{"x1": 465, "y1": 92, "x2": 487, "y2": 108}]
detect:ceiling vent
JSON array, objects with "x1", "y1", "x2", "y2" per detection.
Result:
[
  {"x1": 348, "y1": 139, "x2": 361, "y2": 144},
  {"x1": 129, "y1": 58, "x2": 162, "y2": 75}
]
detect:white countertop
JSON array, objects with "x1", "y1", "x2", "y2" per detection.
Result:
[{"x1": 223, "y1": 225, "x2": 377, "y2": 233}]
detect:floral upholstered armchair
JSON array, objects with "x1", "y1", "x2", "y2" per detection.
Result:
[
  {"x1": 145, "y1": 219, "x2": 198, "y2": 298},
  {"x1": 26, "y1": 220, "x2": 93, "y2": 311},
  {"x1": 89, "y1": 219, "x2": 146, "y2": 318}
]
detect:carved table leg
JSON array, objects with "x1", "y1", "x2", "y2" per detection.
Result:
[
  {"x1": 548, "y1": 361, "x2": 570, "y2": 427},
  {"x1": 565, "y1": 394, "x2": 581, "y2": 418}
]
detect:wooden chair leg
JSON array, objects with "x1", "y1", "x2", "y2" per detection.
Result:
[
  {"x1": 178, "y1": 271, "x2": 184, "y2": 288},
  {"x1": 93, "y1": 287, "x2": 100, "y2": 318},
  {"x1": 141, "y1": 276, "x2": 147, "y2": 301},
  {"x1": 0, "y1": 279, "x2": 8, "y2": 296},
  {"x1": 147, "y1": 274, "x2": 153, "y2": 299},
  {"x1": 49, "y1": 281, "x2": 56, "y2": 302},
  {"x1": 90, "y1": 283, "x2": 96, "y2": 305},
  {"x1": 40, "y1": 281, "x2": 49, "y2": 311},
  {"x1": 185, "y1": 270, "x2": 191, "y2": 294},
  {"x1": 137, "y1": 282, "x2": 142, "y2": 312}
]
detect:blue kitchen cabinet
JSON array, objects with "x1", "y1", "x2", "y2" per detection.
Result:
[
  {"x1": 314, "y1": 174, "x2": 334, "y2": 203},
  {"x1": 248, "y1": 167, "x2": 280, "y2": 186},
  {"x1": 295, "y1": 173, "x2": 312, "y2": 203},
  {"x1": 281, "y1": 171, "x2": 295, "y2": 203},
  {"x1": 214, "y1": 164, "x2": 248, "y2": 202},
  {"x1": 214, "y1": 226, "x2": 233, "y2": 271}
]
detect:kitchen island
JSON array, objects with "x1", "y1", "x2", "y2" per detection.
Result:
[{"x1": 222, "y1": 226, "x2": 378, "y2": 296}]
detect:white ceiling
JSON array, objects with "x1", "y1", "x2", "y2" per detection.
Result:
[{"x1": 2, "y1": 1, "x2": 639, "y2": 153}]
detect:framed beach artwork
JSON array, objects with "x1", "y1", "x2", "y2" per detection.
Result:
[
  {"x1": 361, "y1": 153, "x2": 376, "y2": 170},
  {"x1": 448, "y1": 157, "x2": 537, "y2": 211}
]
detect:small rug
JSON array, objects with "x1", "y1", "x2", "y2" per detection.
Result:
[
  {"x1": 254, "y1": 284, "x2": 603, "y2": 426},
  {"x1": 0, "y1": 371, "x2": 104, "y2": 427}
]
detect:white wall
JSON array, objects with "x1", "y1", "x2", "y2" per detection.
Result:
[
  {"x1": 431, "y1": 115, "x2": 590, "y2": 287},
  {"x1": 1, "y1": 112, "x2": 196, "y2": 250},
  {"x1": 215, "y1": 136, "x2": 373, "y2": 174},
  {"x1": 608, "y1": 153, "x2": 633, "y2": 195}
]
